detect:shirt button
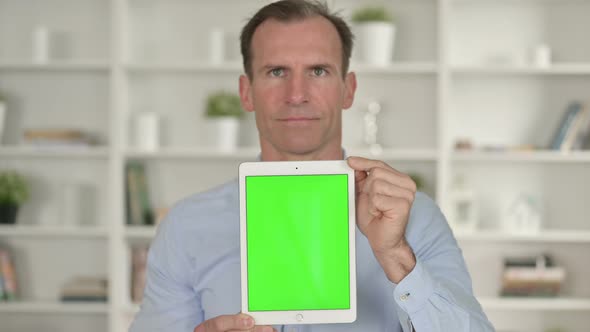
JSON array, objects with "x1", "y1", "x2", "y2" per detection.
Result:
[{"x1": 400, "y1": 292, "x2": 410, "y2": 301}]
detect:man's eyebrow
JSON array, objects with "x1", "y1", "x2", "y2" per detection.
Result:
[
  {"x1": 308, "y1": 63, "x2": 335, "y2": 69},
  {"x1": 256, "y1": 64, "x2": 286, "y2": 73}
]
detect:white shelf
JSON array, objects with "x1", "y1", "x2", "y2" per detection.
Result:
[
  {"x1": 126, "y1": 62, "x2": 437, "y2": 75},
  {"x1": 0, "y1": 146, "x2": 110, "y2": 159},
  {"x1": 452, "y1": 64, "x2": 590, "y2": 75},
  {"x1": 0, "y1": 61, "x2": 110, "y2": 72},
  {"x1": 124, "y1": 147, "x2": 260, "y2": 160},
  {"x1": 479, "y1": 297, "x2": 590, "y2": 311},
  {"x1": 126, "y1": 62, "x2": 243, "y2": 73},
  {"x1": 452, "y1": 150, "x2": 590, "y2": 163},
  {"x1": 124, "y1": 147, "x2": 437, "y2": 161},
  {"x1": 350, "y1": 62, "x2": 438, "y2": 75},
  {"x1": 0, "y1": 225, "x2": 108, "y2": 238},
  {"x1": 455, "y1": 230, "x2": 590, "y2": 243},
  {"x1": 0, "y1": 301, "x2": 109, "y2": 314},
  {"x1": 125, "y1": 225, "x2": 157, "y2": 240},
  {"x1": 348, "y1": 148, "x2": 438, "y2": 161}
]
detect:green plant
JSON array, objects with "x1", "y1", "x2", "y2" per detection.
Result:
[
  {"x1": 205, "y1": 91, "x2": 244, "y2": 118},
  {"x1": 408, "y1": 173, "x2": 425, "y2": 191},
  {"x1": 0, "y1": 171, "x2": 29, "y2": 205},
  {"x1": 351, "y1": 6, "x2": 393, "y2": 23}
]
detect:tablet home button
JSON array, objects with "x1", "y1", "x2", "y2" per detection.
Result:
[{"x1": 295, "y1": 314, "x2": 304, "y2": 322}]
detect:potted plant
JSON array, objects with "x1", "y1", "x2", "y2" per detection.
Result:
[
  {"x1": 205, "y1": 91, "x2": 244, "y2": 152},
  {"x1": 351, "y1": 6, "x2": 396, "y2": 65},
  {"x1": 0, "y1": 171, "x2": 29, "y2": 224}
]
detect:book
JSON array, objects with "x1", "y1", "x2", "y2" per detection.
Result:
[
  {"x1": 0, "y1": 252, "x2": 5, "y2": 300},
  {"x1": 131, "y1": 246, "x2": 149, "y2": 303},
  {"x1": 136, "y1": 164, "x2": 154, "y2": 225},
  {"x1": 126, "y1": 163, "x2": 143, "y2": 225},
  {"x1": 548, "y1": 102, "x2": 583, "y2": 151},
  {"x1": 561, "y1": 105, "x2": 588, "y2": 151},
  {"x1": 126, "y1": 162, "x2": 154, "y2": 225},
  {"x1": 504, "y1": 254, "x2": 553, "y2": 268},
  {"x1": 60, "y1": 276, "x2": 108, "y2": 302},
  {"x1": 22, "y1": 128, "x2": 97, "y2": 147},
  {"x1": 572, "y1": 103, "x2": 590, "y2": 150},
  {"x1": 500, "y1": 254, "x2": 565, "y2": 297},
  {"x1": 0, "y1": 248, "x2": 18, "y2": 301}
]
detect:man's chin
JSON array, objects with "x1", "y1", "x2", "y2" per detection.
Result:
[{"x1": 281, "y1": 144, "x2": 319, "y2": 156}]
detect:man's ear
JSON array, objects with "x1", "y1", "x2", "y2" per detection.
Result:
[
  {"x1": 239, "y1": 74, "x2": 255, "y2": 112},
  {"x1": 342, "y1": 72, "x2": 357, "y2": 110}
]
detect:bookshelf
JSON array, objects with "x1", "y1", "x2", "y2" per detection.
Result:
[
  {"x1": 455, "y1": 230, "x2": 590, "y2": 243},
  {"x1": 453, "y1": 150, "x2": 590, "y2": 163},
  {"x1": 452, "y1": 64, "x2": 590, "y2": 76},
  {"x1": 0, "y1": 146, "x2": 110, "y2": 159},
  {"x1": 479, "y1": 297, "x2": 590, "y2": 312},
  {"x1": 0, "y1": 0, "x2": 589, "y2": 331},
  {"x1": 0, "y1": 225, "x2": 108, "y2": 238},
  {"x1": 0, "y1": 61, "x2": 111, "y2": 72},
  {"x1": 0, "y1": 301, "x2": 109, "y2": 314}
]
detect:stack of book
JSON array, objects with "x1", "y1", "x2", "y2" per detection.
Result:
[
  {"x1": 60, "y1": 276, "x2": 108, "y2": 302},
  {"x1": 125, "y1": 162, "x2": 154, "y2": 226},
  {"x1": 0, "y1": 248, "x2": 18, "y2": 301},
  {"x1": 23, "y1": 128, "x2": 98, "y2": 147},
  {"x1": 501, "y1": 254, "x2": 565, "y2": 297},
  {"x1": 131, "y1": 246, "x2": 149, "y2": 303},
  {"x1": 549, "y1": 101, "x2": 590, "y2": 152}
]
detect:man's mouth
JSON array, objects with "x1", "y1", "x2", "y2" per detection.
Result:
[{"x1": 277, "y1": 117, "x2": 320, "y2": 122}]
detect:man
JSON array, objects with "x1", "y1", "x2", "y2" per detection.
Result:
[{"x1": 130, "y1": 1, "x2": 494, "y2": 331}]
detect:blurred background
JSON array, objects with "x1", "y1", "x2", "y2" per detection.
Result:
[{"x1": 0, "y1": 0, "x2": 589, "y2": 331}]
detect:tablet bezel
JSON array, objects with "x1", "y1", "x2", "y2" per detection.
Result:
[{"x1": 239, "y1": 160, "x2": 357, "y2": 325}]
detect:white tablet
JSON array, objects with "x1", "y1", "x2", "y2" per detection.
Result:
[{"x1": 239, "y1": 160, "x2": 357, "y2": 325}]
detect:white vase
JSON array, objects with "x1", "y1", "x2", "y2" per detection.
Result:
[
  {"x1": 0, "y1": 102, "x2": 5, "y2": 144},
  {"x1": 208, "y1": 28, "x2": 225, "y2": 64},
  {"x1": 134, "y1": 112, "x2": 160, "y2": 151},
  {"x1": 33, "y1": 26, "x2": 50, "y2": 64},
  {"x1": 356, "y1": 22, "x2": 396, "y2": 66},
  {"x1": 212, "y1": 117, "x2": 239, "y2": 152}
]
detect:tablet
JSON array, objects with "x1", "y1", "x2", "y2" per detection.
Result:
[{"x1": 239, "y1": 160, "x2": 357, "y2": 325}]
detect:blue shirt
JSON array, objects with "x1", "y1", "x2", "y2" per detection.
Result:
[{"x1": 130, "y1": 178, "x2": 494, "y2": 332}]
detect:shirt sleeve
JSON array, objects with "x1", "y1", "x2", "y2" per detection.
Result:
[
  {"x1": 391, "y1": 194, "x2": 495, "y2": 332},
  {"x1": 129, "y1": 207, "x2": 202, "y2": 332}
]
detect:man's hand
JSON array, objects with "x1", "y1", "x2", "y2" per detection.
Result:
[
  {"x1": 347, "y1": 156, "x2": 417, "y2": 284},
  {"x1": 193, "y1": 313, "x2": 276, "y2": 332}
]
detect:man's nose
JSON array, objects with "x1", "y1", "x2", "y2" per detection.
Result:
[{"x1": 286, "y1": 73, "x2": 309, "y2": 106}]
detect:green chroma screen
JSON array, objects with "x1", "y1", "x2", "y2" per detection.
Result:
[{"x1": 246, "y1": 174, "x2": 350, "y2": 311}]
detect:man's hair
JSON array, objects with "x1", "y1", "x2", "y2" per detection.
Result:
[{"x1": 240, "y1": 0, "x2": 354, "y2": 80}]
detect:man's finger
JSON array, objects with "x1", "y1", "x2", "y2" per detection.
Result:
[
  {"x1": 365, "y1": 179, "x2": 415, "y2": 203},
  {"x1": 347, "y1": 156, "x2": 394, "y2": 172},
  {"x1": 369, "y1": 193, "x2": 412, "y2": 221},
  {"x1": 228, "y1": 326, "x2": 276, "y2": 332},
  {"x1": 361, "y1": 167, "x2": 416, "y2": 193},
  {"x1": 199, "y1": 314, "x2": 254, "y2": 331}
]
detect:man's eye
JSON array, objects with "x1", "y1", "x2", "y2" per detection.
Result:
[
  {"x1": 313, "y1": 68, "x2": 326, "y2": 76},
  {"x1": 270, "y1": 68, "x2": 284, "y2": 77}
]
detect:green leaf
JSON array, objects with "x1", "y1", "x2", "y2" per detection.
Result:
[
  {"x1": 351, "y1": 6, "x2": 394, "y2": 23},
  {"x1": 0, "y1": 171, "x2": 29, "y2": 205},
  {"x1": 205, "y1": 91, "x2": 244, "y2": 118}
]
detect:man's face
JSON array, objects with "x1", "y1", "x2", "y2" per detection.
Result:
[{"x1": 239, "y1": 16, "x2": 356, "y2": 157}]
